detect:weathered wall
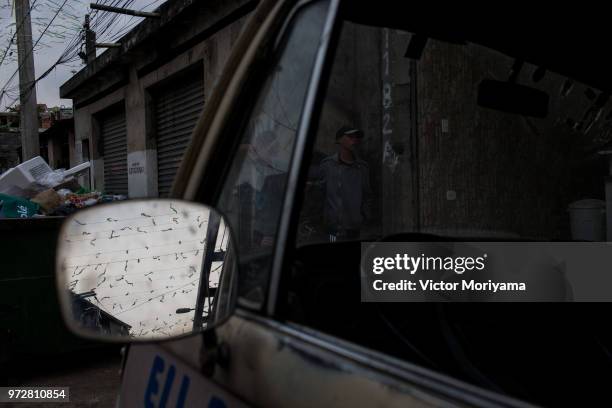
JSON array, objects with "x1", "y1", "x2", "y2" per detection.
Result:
[
  {"x1": 46, "y1": 132, "x2": 71, "y2": 170},
  {"x1": 310, "y1": 25, "x2": 419, "y2": 239},
  {"x1": 0, "y1": 132, "x2": 21, "y2": 174},
  {"x1": 309, "y1": 22, "x2": 382, "y2": 238},
  {"x1": 379, "y1": 29, "x2": 418, "y2": 236},
  {"x1": 310, "y1": 25, "x2": 608, "y2": 241},
  {"x1": 416, "y1": 40, "x2": 607, "y2": 239},
  {"x1": 71, "y1": 13, "x2": 248, "y2": 198}
]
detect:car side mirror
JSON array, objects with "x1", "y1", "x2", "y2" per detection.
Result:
[{"x1": 55, "y1": 199, "x2": 236, "y2": 342}]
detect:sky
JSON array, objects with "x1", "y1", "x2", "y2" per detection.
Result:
[
  {"x1": 60, "y1": 200, "x2": 229, "y2": 339},
  {"x1": 0, "y1": 0, "x2": 166, "y2": 111}
]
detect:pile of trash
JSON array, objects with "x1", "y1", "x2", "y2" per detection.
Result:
[{"x1": 0, "y1": 156, "x2": 126, "y2": 218}]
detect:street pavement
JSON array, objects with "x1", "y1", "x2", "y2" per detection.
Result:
[{"x1": 2, "y1": 347, "x2": 123, "y2": 407}]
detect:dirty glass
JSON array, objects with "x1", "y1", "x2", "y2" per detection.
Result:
[
  {"x1": 297, "y1": 22, "x2": 612, "y2": 245},
  {"x1": 289, "y1": 19, "x2": 612, "y2": 407},
  {"x1": 56, "y1": 200, "x2": 231, "y2": 340},
  {"x1": 215, "y1": 0, "x2": 330, "y2": 309}
]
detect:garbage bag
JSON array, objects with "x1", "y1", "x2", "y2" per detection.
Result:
[
  {"x1": 37, "y1": 169, "x2": 66, "y2": 189},
  {"x1": 31, "y1": 189, "x2": 63, "y2": 214},
  {"x1": 0, "y1": 193, "x2": 39, "y2": 218}
]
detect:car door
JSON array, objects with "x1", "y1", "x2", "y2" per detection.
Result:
[{"x1": 122, "y1": 0, "x2": 536, "y2": 406}]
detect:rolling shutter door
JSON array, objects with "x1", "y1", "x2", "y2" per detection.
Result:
[
  {"x1": 101, "y1": 109, "x2": 128, "y2": 195},
  {"x1": 155, "y1": 76, "x2": 204, "y2": 197}
]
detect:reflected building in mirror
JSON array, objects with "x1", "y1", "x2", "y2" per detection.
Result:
[{"x1": 70, "y1": 291, "x2": 131, "y2": 337}]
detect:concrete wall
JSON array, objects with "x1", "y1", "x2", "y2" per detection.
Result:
[
  {"x1": 46, "y1": 131, "x2": 71, "y2": 170},
  {"x1": 308, "y1": 22, "x2": 382, "y2": 238},
  {"x1": 0, "y1": 132, "x2": 21, "y2": 174},
  {"x1": 379, "y1": 29, "x2": 418, "y2": 236},
  {"x1": 71, "y1": 14, "x2": 248, "y2": 198},
  {"x1": 308, "y1": 24, "x2": 607, "y2": 241},
  {"x1": 309, "y1": 25, "x2": 419, "y2": 239},
  {"x1": 416, "y1": 39, "x2": 607, "y2": 239}
]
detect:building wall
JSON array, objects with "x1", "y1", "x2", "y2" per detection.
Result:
[
  {"x1": 46, "y1": 130, "x2": 72, "y2": 170},
  {"x1": 309, "y1": 23, "x2": 382, "y2": 237},
  {"x1": 379, "y1": 29, "x2": 419, "y2": 236},
  {"x1": 308, "y1": 25, "x2": 607, "y2": 241},
  {"x1": 71, "y1": 12, "x2": 248, "y2": 197},
  {"x1": 308, "y1": 25, "x2": 420, "y2": 239},
  {"x1": 0, "y1": 113, "x2": 19, "y2": 129},
  {"x1": 416, "y1": 40, "x2": 606, "y2": 239},
  {"x1": 0, "y1": 132, "x2": 21, "y2": 174}
]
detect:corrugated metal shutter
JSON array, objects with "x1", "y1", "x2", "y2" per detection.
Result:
[
  {"x1": 101, "y1": 109, "x2": 128, "y2": 195},
  {"x1": 155, "y1": 75, "x2": 204, "y2": 197}
]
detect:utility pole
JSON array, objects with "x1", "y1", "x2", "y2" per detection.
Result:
[
  {"x1": 15, "y1": 0, "x2": 39, "y2": 160},
  {"x1": 81, "y1": 4, "x2": 163, "y2": 58},
  {"x1": 84, "y1": 14, "x2": 96, "y2": 64}
]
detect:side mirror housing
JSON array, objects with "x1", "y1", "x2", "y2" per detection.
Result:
[{"x1": 55, "y1": 199, "x2": 236, "y2": 342}]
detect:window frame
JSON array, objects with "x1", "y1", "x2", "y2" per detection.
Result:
[
  {"x1": 263, "y1": 0, "x2": 342, "y2": 316},
  {"x1": 193, "y1": 0, "x2": 340, "y2": 315},
  {"x1": 270, "y1": 32, "x2": 338, "y2": 318}
]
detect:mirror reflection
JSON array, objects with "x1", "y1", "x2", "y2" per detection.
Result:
[{"x1": 56, "y1": 200, "x2": 232, "y2": 340}]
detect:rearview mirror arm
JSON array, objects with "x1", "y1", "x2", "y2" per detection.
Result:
[{"x1": 193, "y1": 211, "x2": 221, "y2": 330}]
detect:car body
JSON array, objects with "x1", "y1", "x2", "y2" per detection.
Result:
[{"x1": 58, "y1": 1, "x2": 612, "y2": 406}]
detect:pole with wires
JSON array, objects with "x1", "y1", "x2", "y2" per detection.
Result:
[
  {"x1": 89, "y1": 3, "x2": 160, "y2": 18},
  {"x1": 84, "y1": 14, "x2": 96, "y2": 64},
  {"x1": 14, "y1": 0, "x2": 39, "y2": 160}
]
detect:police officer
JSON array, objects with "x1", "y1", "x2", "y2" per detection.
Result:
[{"x1": 318, "y1": 126, "x2": 372, "y2": 241}]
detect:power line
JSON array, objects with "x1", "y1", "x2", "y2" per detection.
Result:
[
  {"x1": 2, "y1": 0, "x2": 90, "y2": 110},
  {"x1": 2, "y1": 0, "x2": 167, "y2": 110},
  {"x1": 0, "y1": 0, "x2": 40, "y2": 67},
  {"x1": 0, "y1": 0, "x2": 69, "y2": 102},
  {"x1": 108, "y1": 0, "x2": 165, "y2": 42},
  {"x1": 93, "y1": 0, "x2": 136, "y2": 42},
  {"x1": 115, "y1": 263, "x2": 222, "y2": 316}
]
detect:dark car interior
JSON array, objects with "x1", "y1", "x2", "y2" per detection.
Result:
[
  {"x1": 345, "y1": 2, "x2": 612, "y2": 94},
  {"x1": 286, "y1": 239, "x2": 612, "y2": 406},
  {"x1": 282, "y1": 3, "x2": 612, "y2": 407}
]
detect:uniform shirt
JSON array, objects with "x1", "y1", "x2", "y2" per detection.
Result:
[{"x1": 317, "y1": 153, "x2": 372, "y2": 232}]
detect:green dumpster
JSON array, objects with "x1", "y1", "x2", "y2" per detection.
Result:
[{"x1": 0, "y1": 217, "x2": 101, "y2": 363}]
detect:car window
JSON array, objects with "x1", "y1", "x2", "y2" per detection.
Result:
[
  {"x1": 296, "y1": 23, "x2": 611, "y2": 246},
  {"x1": 215, "y1": 0, "x2": 330, "y2": 309},
  {"x1": 287, "y1": 18, "x2": 612, "y2": 405}
]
